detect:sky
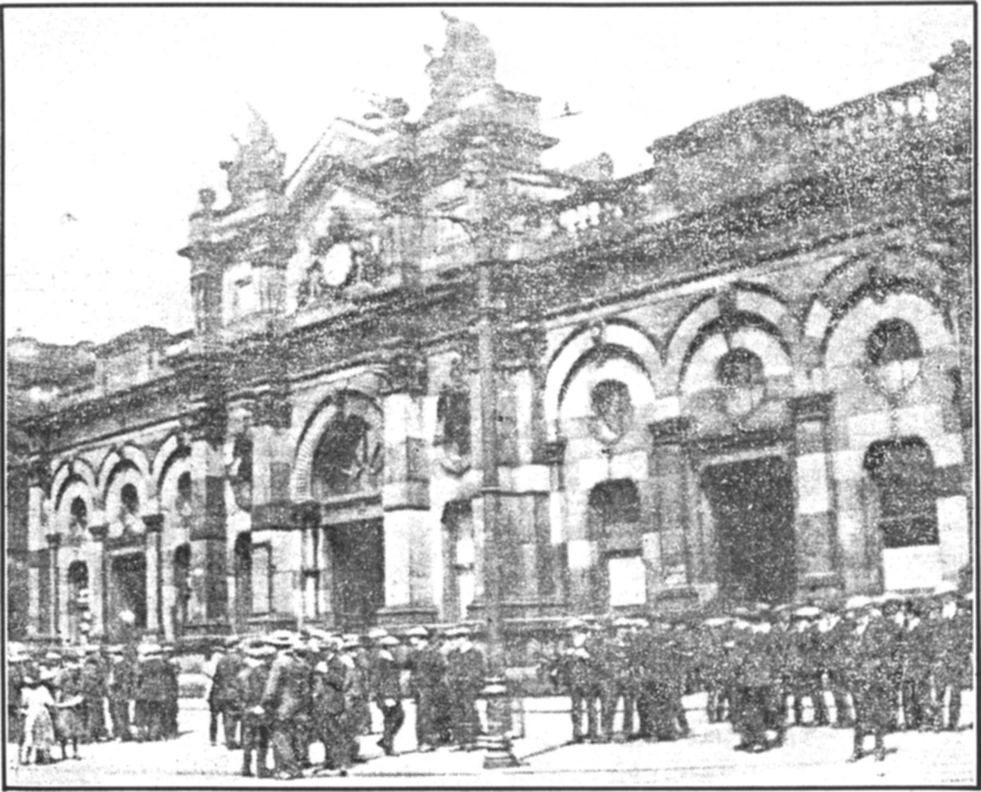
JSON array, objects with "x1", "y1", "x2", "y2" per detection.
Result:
[{"x1": 4, "y1": 5, "x2": 974, "y2": 346}]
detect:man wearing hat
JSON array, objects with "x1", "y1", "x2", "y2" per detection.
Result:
[
  {"x1": 898, "y1": 595, "x2": 936, "y2": 732},
  {"x1": 260, "y1": 632, "x2": 312, "y2": 780},
  {"x1": 846, "y1": 597, "x2": 899, "y2": 762},
  {"x1": 929, "y1": 583, "x2": 968, "y2": 731},
  {"x1": 445, "y1": 626, "x2": 485, "y2": 751},
  {"x1": 236, "y1": 640, "x2": 274, "y2": 778},
  {"x1": 106, "y1": 644, "x2": 136, "y2": 741},
  {"x1": 340, "y1": 636, "x2": 369, "y2": 764},
  {"x1": 310, "y1": 636, "x2": 352, "y2": 776},
  {"x1": 80, "y1": 646, "x2": 110, "y2": 743},
  {"x1": 8, "y1": 643, "x2": 34, "y2": 748},
  {"x1": 406, "y1": 626, "x2": 446, "y2": 752},
  {"x1": 134, "y1": 644, "x2": 171, "y2": 742},
  {"x1": 553, "y1": 619, "x2": 600, "y2": 744},
  {"x1": 371, "y1": 633, "x2": 405, "y2": 756},
  {"x1": 210, "y1": 637, "x2": 245, "y2": 749}
]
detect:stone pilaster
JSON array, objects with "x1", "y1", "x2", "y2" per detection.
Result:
[
  {"x1": 790, "y1": 393, "x2": 842, "y2": 596},
  {"x1": 184, "y1": 426, "x2": 229, "y2": 634},
  {"x1": 378, "y1": 349, "x2": 437, "y2": 626},
  {"x1": 143, "y1": 513, "x2": 164, "y2": 637},
  {"x1": 648, "y1": 417, "x2": 695, "y2": 603},
  {"x1": 46, "y1": 532, "x2": 63, "y2": 638}
]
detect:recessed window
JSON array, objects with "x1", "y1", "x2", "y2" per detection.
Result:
[
  {"x1": 69, "y1": 497, "x2": 88, "y2": 529},
  {"x1": 864, "y1": 437, "x2": 938, "y2": 548},
  {"x1": 120, "y1": 483, "x2": 140, "y2": 515}
]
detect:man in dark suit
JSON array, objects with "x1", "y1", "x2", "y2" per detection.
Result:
[
  {"x1": 371, "y1": 634, "x2": 405, "y2": 756},
  {"x1": 134, "y1": 645, "x2": 171, "y2": 742},
  {"x1": 210, "y1": 638, "x2": 245, "y2": 749},
  {"x1": 312, "y1": 636, "x2": 352, "y2": 775},
  {"x1": 237, "y1": 641, "x2": 273, "y2": 778},
  {"x1": 847, "y1": 597, "x2": 901, "y2": 762},
  {"x1": 406, "y1": 626, "x2": 447, "y2": 752},
  {"x1": 261, "y1": 632, "x2": 312, "y2": 780}
]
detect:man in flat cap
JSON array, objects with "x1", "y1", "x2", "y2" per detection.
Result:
[
  {"x1": 446, "y1": 626, "x2": 485, "y2": 751},
  {"x1": 237, "y1": 641, "x2": 274, "y2": 778},
  {"x1": 371, "y1": 634, "x2": 405, "y2": 756},
  {"x1": 406, "y1": 626, "x2": 446, "y2": 752},
  {"x1": 261, "y1": 632, "x2": 312, "y2": 780},
  {"x1": 210, "y1": 636, "x2": 245, "y2": 749}
]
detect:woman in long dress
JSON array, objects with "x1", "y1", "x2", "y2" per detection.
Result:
[{"x1": 20, "y1": 673, "x2": 56, "y2": 765}]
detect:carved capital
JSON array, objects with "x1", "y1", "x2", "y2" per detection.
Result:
[
  {"x1": 380, "y1": 348, "x2": 428, "y2": 396},
  {"x1": 181, "y1": 401, "x2": 227, "y2": 448},
  {"x1": 498, "y1": 324, "x2": 547, "y2": 371},
  {"x1": 45, "y1": 532, "x2": 63, "y2": 549},
  {"x1": 536, "y1": 438, "x2": 567, "y2": 466},
  {"x1": 142, "y1": 514, "x2": 164, "y2": 533},
  {"x1": 27, "y1": 457, "x2": 53, "y2": 491},
  {"x1": 649, "y1": 416, "x2": 690, "y2": 447},
  {"x1": 252, "y1": 387, "x2": 292, "y2": 429},
  {"x1": 789, "y1": 393, "x2": 834, "y2": 423},
  {"x1": 88, "y1": 524, "x2": 109, "y2": 542},
  {"x1": 292, "y1": 500, "x2": 321, "y2": 529}
]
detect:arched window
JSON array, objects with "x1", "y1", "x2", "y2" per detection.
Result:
[
  {"x1": 120, "y1": 483, "x2": 140, "y2": 516},
  {"x1": 172, "y1": 543, "x2": 191, "y2": 638},
  {"x1": 69, "y1": 497, "x2": 88, "y2": 531},
  {"x1": 67, "y1": 561, "x2": 90, "y2": 642},
  {"x1": 864, "y1": 437, "x2": 938, "y2": 548},
  {"x1": 587, "y1": 479, "x2": 642, "y2": 542},
  {"x1": 311, "y1": 411, "x2": 382, "y2": 499},
  {"x1": 176, "y1": 472, "x2": 193, "y2": 515},
  {"x1": 587, "y1": 479, "x2": 644, "y2": 608}
]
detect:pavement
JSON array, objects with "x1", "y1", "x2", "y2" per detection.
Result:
[{"x1": 6, "y1": 692, "x2": 977, "y2": 787}]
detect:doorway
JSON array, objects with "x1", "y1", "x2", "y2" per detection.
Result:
[
  {"x1": 109, "y1": 552, "x2": 148, "y2": 635},
  {"x1": 701, "y1": 456, "x2": 796, "y2": 604},
  {"x1": 330, "y1": 520, "x2": 384, "y2": 631}
]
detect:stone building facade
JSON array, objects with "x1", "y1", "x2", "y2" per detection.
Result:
[{"x1": 7, "y1": 20, "x2": 973, "y2": 644}]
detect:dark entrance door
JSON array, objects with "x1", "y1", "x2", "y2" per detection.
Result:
[
  {"x1": 109, "y1": 552, "x2": 148, "y2": 638},
  {"x1": 330, "y1": 520, "x2": 384, "y2": 631},
  {"x1": 702, "y1": 457, "x2": 796, "y2": 604}
]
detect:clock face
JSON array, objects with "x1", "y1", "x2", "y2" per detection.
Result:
[{"x1": 322, "y1": 242, "x2": 354, "y2": 287}]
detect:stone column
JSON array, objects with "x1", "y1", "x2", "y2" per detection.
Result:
[
  {"x1": 648, "y1": 417, "x2": 696, "y2": 605},
  {"x1": 790, "y1": 393, "x2": 841, "y2": 597},
  {"x1": 25, "y1": 461, "x2": 50, "y2": 637},
  {"x1": 88, "y1": 521, "x2": 109, "y2": 639},
  {"x1": 142, "y1": 512, "x2": 164, "y2": 637},
  {"x1": 46, "y1": 532, "x2": 63, "y2": 638},
  {"x1": 378, "y1": 350, "x2": 437, "y2": 627},
  {"x1": 185, "y1": 428, "x2": 229, "y2": 635}
]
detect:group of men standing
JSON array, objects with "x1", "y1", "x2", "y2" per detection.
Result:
[
  {"x1": 8, "y1": 641, "x2": 181, "y2": 763},
  {"x1": 204, "y1": 623, "x2": 487, "y2": 779},
  {"x1": 546, "y1": 584, "x2": 973, "y2": 762}
]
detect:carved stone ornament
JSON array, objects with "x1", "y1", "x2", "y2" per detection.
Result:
[
  {"x1": 589, "y1": 379, "x2": 634, "y2": 446},
  {"x1": 220, "y1": 108, "x2": 286, "y2": 207},
  {"x1": 381, "y1": 349, "x2": 429, "y2": 396}
]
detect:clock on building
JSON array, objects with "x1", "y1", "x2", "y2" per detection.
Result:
[{"x1": 321, "y1": 242, "x2": 355, "y2": 287}]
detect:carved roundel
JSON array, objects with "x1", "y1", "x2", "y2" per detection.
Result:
[
  {"x1": 589, "y1": 379, "x2": 633, "y2": 446},
  {"x1": 716, "y1": 347, "x2": 766, "y2": 419}
]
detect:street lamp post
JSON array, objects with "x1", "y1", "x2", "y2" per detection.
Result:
[{"x1": 463, "y1": 138, "x2": 520, "y2": 770}]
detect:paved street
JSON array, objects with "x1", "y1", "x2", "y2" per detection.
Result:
[{"x1": 7, "y1": 693, "x2": 976, "y2": 786}]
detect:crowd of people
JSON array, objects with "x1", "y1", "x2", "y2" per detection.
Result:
[
  {"x1": 544, "y1": 584, "x2": 973, "y2": 763},
  {"x1": 8, "y1": 641, "x2": 179, "y2": 765},
  {"x1": 7, "y1": 582, "x2": 974, "y2": 776},
  {"x1": 204, "y1": 624, "x2": 486, "y2": 779}
]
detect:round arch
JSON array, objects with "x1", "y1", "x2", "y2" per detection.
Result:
[
  {"x1": 291, "y1": 390, "x2": 383, "y2": 501},
  {"x1": 544, "y1": 319, "x2": 663, "y2": 438}
]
